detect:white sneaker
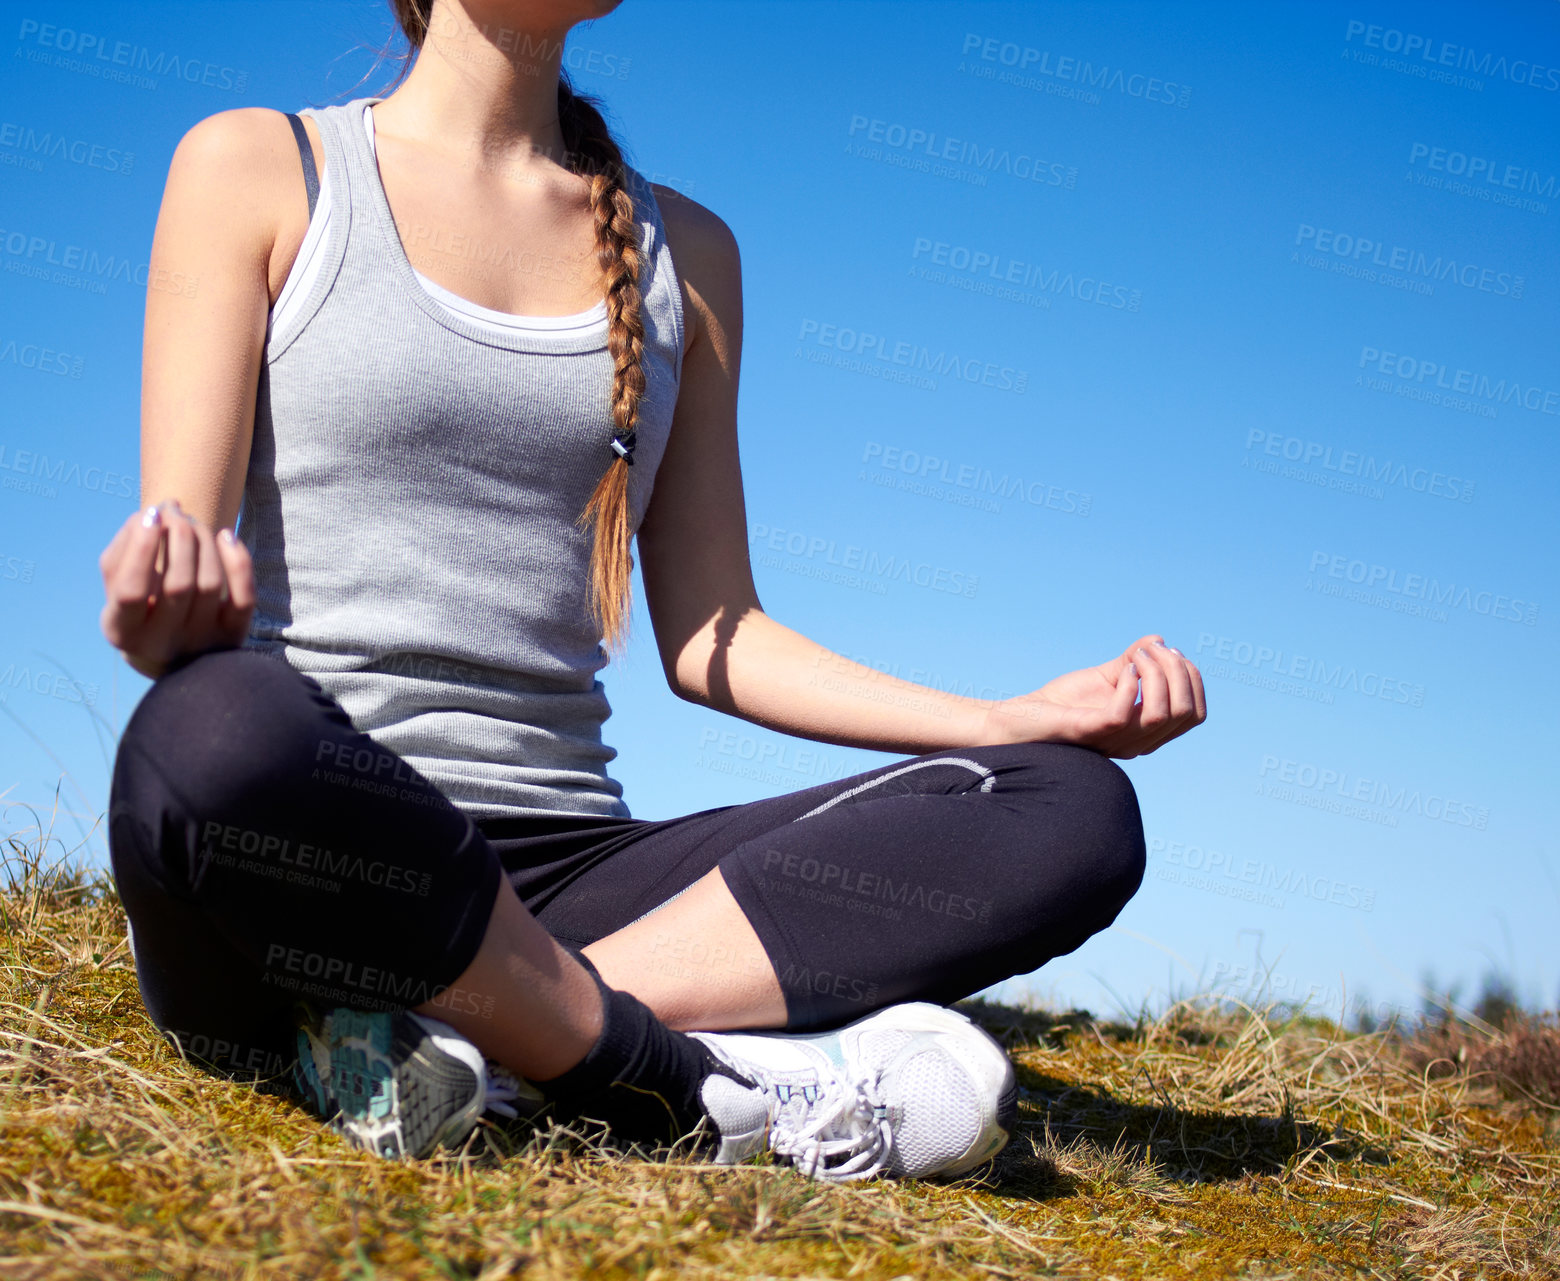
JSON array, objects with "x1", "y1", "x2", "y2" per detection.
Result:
[{"x1": 688, "y1": 1002, "x2": 1016, "y2": 1181}]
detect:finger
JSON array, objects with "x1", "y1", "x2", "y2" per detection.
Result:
[
  {"x1": 1148, "y1": 641, "x2": 1206, "y2": 750},
  {"x1": 100, "y1": 506, "x2": 167, "y2": 647},
  {"x1": 1173, "y1": 647, "x2": 1208, "y2": 723},
  {"x1": 1068, "y1": 658, "x2": 1141, "y2": 756},
  {"x1": 1138, "y1": 645, "x2": 1206, "y2": 753},
  {"x1": 182, "y1": 516, "x2": 228, "y2": 640},
  {"x1": 1155, "y1": 641, "x2": 1196, "y2": 723},
  {"x1": 99, "y1": 506, "x2": 149, "y2": 579},
  {"x1": 1120, "y1": 633, "x2": 1164, "y2": 663},
  {"x1": 1105, "y1": 655, "x2": 1141, "y2": 739},
  {"x1": 140, "y1": 507, "x2": 199, "y2": 651},
  {"x1": 1134, "y1": 645, "x2": 1171, "y2": 735},
  {"x1": 1098, "y1": 633, "x2": 1160, "y2": 686},
  {"x1": 1100, "y1": 635, "x2": 1155, "y2": 684},
  {"x1": 1097, "y1": 651, "x2": 1132, "y2": 685},
  {"x1": 213, "y1": 527, "x2": 255, "y2": 636}
]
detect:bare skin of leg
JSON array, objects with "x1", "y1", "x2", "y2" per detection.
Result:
[
  {"x1": 413, "y1": 865, "x2": 786, "y2": 1080},
  {"x1": 583, "y1": 867, "x2": 788, "y2": 1032},
  {"x1": 412, "y1": 875, "x2": 603, "y2": 1081}
]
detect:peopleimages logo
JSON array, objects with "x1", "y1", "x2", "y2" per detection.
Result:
[
  {"x1": 1243, "y1": 430, "x2": 1475, "y2": 503},
  {"x1": 959, "y1": 33, "x2": 1191, "y2": 107},
  {"x1": 1308, "y1": 551, "x2": 1539, "y2": 626},
  {"x1": 861, "y1": 442, "x2": 1091, "y2": 517},
  {"x1": 0, "y1": 120, "x2": 134, "y2": 174},
  {"x1": 0, "y1": 661, "x2": 98, "y2": 707},
  {"x1": 695, "y1": 726, "x2": 856, "y2": 785},
  {"x1": 262, "y1": 944, "x2": 466, "y2": 1010},
  {"x1": 1356, "y1": 346, "x2": 1559, "y2": 418},
  {"x1": 846, "y1": 114, "x2": 1077, "y2": 188},
  {"x1": 1408, "y1": 143, "x2": 1559, "y2": 200},
  {"x1": 0, "y1": 443, "x2": 135, "y2": 499},
  {"x1": 1294, "y1": 225, "x2": 1524, "y2": 298},
  {"x1": 909, "y1": 238, "x2": 1141, "y2": 312},
  {"x1": 1195, "y1": 633, "x2": 1425, "y2": 707},
  {"x1": 811, "y1": 648, "x2": 1018, "y2": 706},
  {"x1": 796, "y1": 319, "x2": 1028, "y2": 394},
  {"x1": 200, "y1": 820, "x2": 433, "y2": 897},
  {"x1": 1258, "y1": 755, "x2": 1490, "y2": 830},
  {"x1": 760, "y1": 847, "x2": 995, "y2": 925},
  {"x1": 1147, "y1": 836, "x2": 1376, "y2": 912},
  {"x1": 16, "y1": 18, "x2": 248, "y2": 93},
  {"x1": 1, "y1": 225, "x2": 198, "y2": 297},
  {"x1": 0, "y1": 338, "x2": 83, "y2": 378},
  {"x1": 1344, "y1": 20, "x2": 1560, "y2": 92},
  {"x1": 750, "y1": 521, "x2": 979, "y2": 600}
]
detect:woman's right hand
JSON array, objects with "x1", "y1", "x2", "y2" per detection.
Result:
[{"x1": 99, "y1": 499, "x2": 255, "y2": 680}]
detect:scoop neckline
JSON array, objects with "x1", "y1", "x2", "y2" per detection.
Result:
[
  {"x1": 412, "y1": 266, "x2": 608, "y2": 331},
  {"x1": 351, "y1": 97, "x2": 613, "y2": 351}
]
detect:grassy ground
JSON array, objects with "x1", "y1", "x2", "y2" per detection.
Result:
[{"x1": 2, "y1": 830, "x2": 1556, "y2": 1280}]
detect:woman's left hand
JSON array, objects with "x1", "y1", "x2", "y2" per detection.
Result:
[{"x1": 978, "y1": 634, "x2": 1207, "y2": 759}]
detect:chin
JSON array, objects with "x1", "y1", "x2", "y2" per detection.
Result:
[{"x1": 485, "y1": 0, "x2": 625, "y2": 25}]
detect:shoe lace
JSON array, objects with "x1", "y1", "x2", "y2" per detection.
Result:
[
  {"x1": 482, "y1": 1065, "x2": 526, "y2": 1120},
  {"x1": 769, "y1": 1072, "x2": 893, "y2": 1181}
]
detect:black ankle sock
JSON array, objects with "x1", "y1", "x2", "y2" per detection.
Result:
[{"x1": 530, "y1": 968, "x2": 752, "y2": 1149}]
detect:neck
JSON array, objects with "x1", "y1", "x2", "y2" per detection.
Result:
[{"x1": 375, "y1": 0, "x2": 579, "y2": 170}]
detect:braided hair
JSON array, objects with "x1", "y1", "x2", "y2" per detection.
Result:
[{"x1": 387, "y1": 0, "x2": 645, "y2": 658}]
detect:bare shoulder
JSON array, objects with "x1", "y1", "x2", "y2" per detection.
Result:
[
  {"x1": 648, "y1": 184, "x2": 739, "y2": 285},
  {"x1": 648, "y1": 183, "x2": 742, "y2": 345},
  {"x1": 649, "y1": 184, "x2": 740, "y2": 271},
  {"x1": 161, "y1": 108, "x2": 318, "y2": 292},
  {"x1": 167, "y1": 107, "x2": 310, "y2": 203}
]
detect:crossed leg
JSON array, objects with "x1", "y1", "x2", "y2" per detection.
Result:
[
  {"x1": 585, "y1": 867, "x2": 785, "y2": 1030},
  {"x1": 560, "y1": 746, "x2": 1147, "y2": 1034},
  {"x1": 110, "y1": 648, "x2": 1145, "y2": 1089}
]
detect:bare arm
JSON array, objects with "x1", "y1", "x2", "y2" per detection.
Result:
[
  {"x1": 637, "y1": 190, "x2": 989, "y2": 753},
  {"x1": 100, "y1": 108, "x2": 316, "y2": 676},
  {"x1": 140, "y1": 107, "x2": 314, "y2": 522},
  {"x1": 639, "y1": 187, "x2": 1205, "y2": 759}
]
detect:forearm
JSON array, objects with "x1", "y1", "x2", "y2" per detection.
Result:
[{"x1": 674, "y1": 609, "x2": 998, "y2": 755}]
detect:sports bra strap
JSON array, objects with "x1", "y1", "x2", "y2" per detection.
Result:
[{"x1": 284, "y1": 112, "x2": 319, "y2": 219}]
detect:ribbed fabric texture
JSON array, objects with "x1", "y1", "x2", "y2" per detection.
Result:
[{"x1": 239, "y1": 96, "x2": 685, "y2": 821}]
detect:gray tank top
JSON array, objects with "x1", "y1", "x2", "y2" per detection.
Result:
[{"x1": 238, "y1": 95, "x2": 684, "y2": 821}]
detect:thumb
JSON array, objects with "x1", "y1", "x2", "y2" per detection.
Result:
[{"x1": 1099, "y1": 650, "x2": 1137, "y2": 686}]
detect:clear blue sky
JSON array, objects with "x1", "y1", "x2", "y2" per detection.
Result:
[{"x1": 2, "y1": 0, "x2": 1556, "y2": 1026}]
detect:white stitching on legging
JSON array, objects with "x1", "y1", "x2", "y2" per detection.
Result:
[
  {"x1": 621, "y1": 881, "x2": 695, "y2": 930},
  {"x1": 790, "y1": 756, "x2": 996, "y2": 823}
]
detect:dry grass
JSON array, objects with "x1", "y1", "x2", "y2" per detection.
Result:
[{"x1": 2, "y1": 826, "x2": 1556, "y2": 1280}]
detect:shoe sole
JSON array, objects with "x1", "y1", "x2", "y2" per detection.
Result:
[
  {"x1": 383, "y1": 1013, "x2": 488, "y2": 1159},
  {"x1": 297, "y1": 1009, "x2": 486, "y2": 1160}
]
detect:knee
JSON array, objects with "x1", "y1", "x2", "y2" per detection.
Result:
[
  {"x1": 1069, "y1": 748, "x2": 1146, "y2": 908},
  {"x1": 113, "y1": 647, "x2": 340, "y2": 819},
  {"x1": 1006, "y1": 743, "x2": 1146, "y2": 914},
  {"x1": 129, "y1": 646, "x2": 338, "y2": 742}
]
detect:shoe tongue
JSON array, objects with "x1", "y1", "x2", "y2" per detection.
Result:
[{"x1": 700, "y1": 1073, "x2": 770, "y2": 1138}]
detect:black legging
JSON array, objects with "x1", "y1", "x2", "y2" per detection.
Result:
[{"x1": 108, "y1": 648, "x2": 1146, "y2": 1078}]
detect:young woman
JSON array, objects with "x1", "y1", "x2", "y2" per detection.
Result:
[{"x1": 98, "y1": 0, "x2": 1205, "y2": 1181}]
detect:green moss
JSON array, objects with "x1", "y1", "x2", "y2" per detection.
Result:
[{"x1": 2, "y1": 847, "x2": 1556, "y2": 1280}]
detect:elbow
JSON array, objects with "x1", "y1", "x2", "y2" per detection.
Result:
[
  {"x1": 663, "y1": 598, "x2": 767, "y2": 708},
  {"x1": 660, "y1": 649, "x2": 698, "y2": 703},
  {"x1": 665, "y1": 666, "x2": 710, "y2": 707}
]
